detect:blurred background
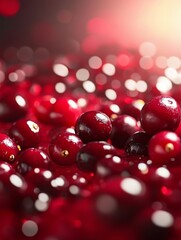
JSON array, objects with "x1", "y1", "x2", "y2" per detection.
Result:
[{"x1": 0, "y1": 0, "x2": 181, "y2": 57}]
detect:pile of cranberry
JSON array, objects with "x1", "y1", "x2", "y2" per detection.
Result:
[{"x1": 0, "y1": 52, "x2": 181, "y2": 240}]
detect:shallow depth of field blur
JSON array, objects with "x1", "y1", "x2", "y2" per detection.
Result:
[{"x1": 1, "y1": 0, "x2": 181, "y2": 56}]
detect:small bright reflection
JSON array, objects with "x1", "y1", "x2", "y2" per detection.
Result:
[
  {"x1": 51, "y1": 177, "x2": 65, "y2": 187},
  {"x1": 53, "y1": 64, "x2": 69, "y2": 77},
  {"x1": 105, "y1": 89, "x2": 117, "y2": 100},
  {"x1": 120, "y1": 177, "x2": 145, "y2": 196},
  {"x1": 22, "y1": 220, "x2": 38, "y2": 237},
  {"x1": 83, "y1": 81, "x2": 96, "y2": 93},
  {"x1": 55, "y1": 82, "x2": 66, "y2": 93},
  {"x1": 88, "y1": 56, "x2": 102, "y2": 69},
  {"x1": 167, "y1": 56, "x2": 181, "y2": 69},
  {"x1": 43, "y1": 171, "x2": 52, "y2": 179},
  {"x1": 136, "y1": 80, "x2": 148, "y2": 92},
  {"x1": 139, "y1": 57, "x2": 153, "y2": 70},
  {"x1": 155, "y1": 167, "x2": 170, "y2": 179},
  {"x1": 27, "y1": 121, "x2": 39, "y2": 133},
  {"x1": 10, "y1": 174, "x2": 24, "y2": 188},
  {"x1": 124, "y1": 116, "x2": 136, "y2": 127},
  {"x1": 68, "y1": 99, "x2": 78, "y2": 109},
  {"x1": 97, "y1": 164, "x2": 110, "y2": 177},
  {"x1": 69, "y1": 185, "x2": 80, "y2": 195},
  {"x1": 156, "y1": 76, "x2": 172, "y2": 93},
  {"x1": 35, "y1": 200, "x2": 49, "y2": 212},
  {"x1": 139, "y1": 42, "x2": 157, "y2": 57},
  {"x1": 77, "y1": 98, "x2": 87, "y2": 107},
  {"x1": 133, "y1": 99, "x2": 145, "y2": 110},
  {"x1": 96, "y1": 194, "x2": 118, "y2": 215},
  {"x1": 112, "y1": 156, "x2": 121, "y2": 163},
  {"x1": 165, "y1": 67, "x2": 178, "y2": 80},
  {"x1": 138, "y1": 163, "x2": 149, "y2": 174},
  {"x1": 155, "y1": 56, "x2": 167, "y2": 69},
  {"x1": 110, "y1": 104, "x2": 120, "y2": 113},
  {"x1": 102, "y1": 63, "x2": 116, "y2": 76},
  {"x1": 151, "y1": 210, "x2": 174, "y2": 228},
  {"x1": 8, "y1": 72, "x2": 18, "y2": 82},
  {"x1": 38, "y1": 193, "x2": 49, "y2": 202},
  {"x1": 76, "y1": 68, "x2": 90, "y2": 81},
  {"x1": 172, "y1": 72, "x2": 181, "y2": 84},
  {"x1": 15, "y1": 95, "x2": 26, "y2": 107},
  {"x1": 125, "y1": 79, "x2": 137, "y2": 91}
]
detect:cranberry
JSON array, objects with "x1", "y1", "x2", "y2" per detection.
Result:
[
  {"x1": 96, "y1": 154, "x2": 129, "y2": 178},
  {"x1": 25, "y1": 168, "x2": 54, "y2": 195},
  {"x1": 0, "y1": 133, "x2": 20, "y2": 163},
  {"x1": 125, "y1": 131, "x2": 151, "y2": 156},
  {"x1": 148, "y1": 131, "x2": 181, "y2": 165},
  {"x1": 16, "y1": 148, "x2": 51, "y2": 175},
  {"x1": 110, "y1": 114, "x2": 140, "y2": 149},
  {"x1": 49, "y1": 132, "x2": 83, "y2": 166},
  {"x1": 122, "y1": 99, "x2": 145, "y2": 120},
  {"x1": 76, "y1": 141, "x2": 117, "y2": 172},
  {"x1": 33, "y1": 95, "x2": 56, "y2": 124},
  {"x1": 136, "y1": 206, "x2": 175, "y2": 240},
  {"x1": 0, "y1": 88, "x2": 28, "y2": 122},
  {"x1": 98, "y1": 176, "x2": 149, "y2": 221},
  {"x1": 50, "y1": 97, "x2": 81, "y2": 127},
  {"x1": 140, "y1": 95, "x2": 181, "y2": 135},
  {"x1": 75, "y1": 111, "x2": 112, "y2": 143},
  {"x1": 98, "y1": 102, "x2": 121, "y2": 118},
  {"x1": 9, "y1": 119, "x2": 40, "y2": 149}
]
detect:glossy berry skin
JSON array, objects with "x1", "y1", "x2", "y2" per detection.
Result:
[
  {"x1": 140, "y1": 95, "x2": 181, "y2": 135},
  {"x1": 16, "y1": 148, "x2": 51, "y2": 175},
  {"x1": 33, "y1": 95, "x2": 56, "y2": 124},
  {"x1": 0, "y1": 133, "x2": 20, "y2": 163},
  {"x1": 76, "y1": 141, "x2": 117, "y2": 172},
  {"x1": 50, "y1": 97, "x2": 81, "y2": 127},
  {"x1": 148, "y1": 131, "x2": 181, "y2": 165},
  {"x1": 0, "y1": 89, "x2": 28, "y2": 122},
  {"x1": 49, "y1": 132, "x2": 83, "y2": 166},
  {"x1": 9, "y1": 119, "x2": 40, "y2": 149},
  {"x1": 110, "y1": 114, "x2": 140, "y2": 149},
  {"x1": 125, "y1": 131, "x2": 151, "y2": 156},
  {"x1": 75, "y1": 111, "x2": 112, "y2": 143},
  {"x1": 96, "y1": 154, "x2": 129, "y2": 178}
]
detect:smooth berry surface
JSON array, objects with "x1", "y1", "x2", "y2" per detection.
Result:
[
  {"x1": 140, "y1": 95, "x2": 181, "y2": 135},
  {"x1": 110, "y1": 114, "x2": 140, "y2": 149},
  {"x1": 9, "y1": 119, "x2": 40, "y2": 149},
  {"x1": 49, "y1": 132, "x2": 83, "y2": 166},
  {"x1": 0, "y1": 133, "x2": 20, "y2": 163},
  {"x1": 75, "y1": 111, "x2": 112, "y2": 143},
  {"x1": 148, "y1": 131, "x2": 181, "y2": 165}
]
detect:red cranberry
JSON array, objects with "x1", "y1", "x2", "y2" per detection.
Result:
[
  {"x1": 25, "y1": 168, "x2": 54, "y2": 195},
  {"x1": 98, "y1": 176, "x2": 149, "y2": 221},
  {"x1": 0, "y1": 88, "x2": 28, "y2": 122},
  {"x1": 49, "y1": 132, "x2": 83, "y2": 166},
  {"x1": 122, "y1": 99, "x2": 145, "y2": 120},
  {"x1": 96, "y1": 154, "x2": 129, "y2": 178},
  {"x1": 148, "y1": 131, "x2": 181, "y2": 165},
  {"x1": 16, "y1": 148, "x2": 51, "y2": 175},
  {"x1": 110, "y1": 114, "x2": 140, "y2": 149},
  {"x1": 76, "y1": 141, "x2": 117, "y2": 172},
  {"x1": 33, "y1": 95, "x2": 56, "y2": 124},
  {"x1": 125, "y1": 131, "x2": 151, "y2": 156},
  {"x1": 140, "y1": 95, "x2": 181, "y2": 135},
  {"x1": 9, "y1": 119, "x2": 40, "y2": 149},
  {"x1": 136, "y1": 206, "x2": 175, "y2": 240},
  {"x1": 75, "y1": 111, "x2": 112, "y2": 143},
  {"x1": 98, "y1": 102, "x2": 121, "y2": 118},
  {"x1": 50, "y1": 97, "x2": 81, "y2": 127},
  {"x1": 0, "y1": 133, "x2": 20, "y2": 163}
]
